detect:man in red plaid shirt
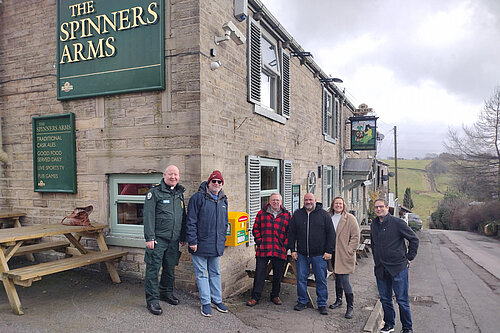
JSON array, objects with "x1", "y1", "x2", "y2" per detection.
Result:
[{"x1": 247, "y1": 193, "x2": 292, "y2": 307}]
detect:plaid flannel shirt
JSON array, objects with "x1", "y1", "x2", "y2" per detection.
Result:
[{"x1": 252, "y1": 204, "x2": 291, "y2": 260}]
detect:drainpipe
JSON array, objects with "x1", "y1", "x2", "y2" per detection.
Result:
[
  {"x1": 0, "y1": 117, "x2": 7, "y2": 165},
  {"x1": 339, "y1": 96, "x2": 345, "y2": 198}
]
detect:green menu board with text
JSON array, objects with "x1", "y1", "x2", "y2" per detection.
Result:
[{"x1": 33, "y1": 113, "x2": 77, "y2": 193}]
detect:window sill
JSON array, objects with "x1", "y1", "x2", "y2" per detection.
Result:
[
  {"x1": 323, "y1": 134, "x2": 337, "y2": 144},
  {"x1": 254, "y1": 104, "x2": 286, "y2": 124},
  {"x1": 105, "y1": 234, "x2": 145, "y2": 248}
]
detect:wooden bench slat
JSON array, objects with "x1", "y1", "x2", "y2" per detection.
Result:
[
  {"x1": 0, "y1": 223, "x2": 108, "y2": 244},
  {"x1": 0, "y1": 211, "x2": 26, "y2": 220},
  {"x1": 13, "y1": 241, "x2": 70, "y2": 257},
  {"x1": 4, "y1": 249, "x2": 128, "y2": 281}
]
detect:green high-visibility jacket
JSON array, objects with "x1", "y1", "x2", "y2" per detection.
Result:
[{"x1": 143, "y1": 179, "x2": 186, "y2": 243}]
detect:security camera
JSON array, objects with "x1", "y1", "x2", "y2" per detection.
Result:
[{"x1": 215, "y1": 21, "x2": 246, "y2": 45}]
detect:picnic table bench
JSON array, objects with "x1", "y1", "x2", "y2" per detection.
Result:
[{"x1": 0, "y1": 223, "x2": 128, "y2": 315}]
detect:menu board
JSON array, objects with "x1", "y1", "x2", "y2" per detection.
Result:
[{"x1": 32, "y1": 113, "x2": 76, "y2": 193}]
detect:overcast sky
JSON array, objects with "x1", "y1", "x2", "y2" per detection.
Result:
[{"x1": 260, "y1": 0, "x2": 500, "y2": 159}]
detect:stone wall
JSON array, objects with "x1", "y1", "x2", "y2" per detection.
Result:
[
  {"x1": 0, "y1": 0, "x2": 361, "y2": 299},
  {"x1": 0, "y1": 0, "x2": 203, "y2": 290}
]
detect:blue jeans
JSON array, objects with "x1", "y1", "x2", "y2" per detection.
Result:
[
  {"x1": 376, "y1": 267, "x2": 412, "y2": 329},
  {"x1": 296, "y1": 253, "x2": 328, "y2": 307},
  {"x1": 191, "y1": 254, "x2": 222, "y2": 305}
]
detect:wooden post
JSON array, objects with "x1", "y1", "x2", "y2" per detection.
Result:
[
  {"x1": 95, "y1": 233, "x2": 121, "y2": 283},
  {"x1": 0, "y1": 246, "x2": 24, "y2": 315}
]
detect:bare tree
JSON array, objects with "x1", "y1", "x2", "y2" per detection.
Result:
[{"x1": 445, "y1": 87, "x2": 500, "y2": 200}]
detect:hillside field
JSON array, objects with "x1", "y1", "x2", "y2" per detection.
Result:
[{"x1": 381, "y1": 159, "x2": 449, "y2": 228}]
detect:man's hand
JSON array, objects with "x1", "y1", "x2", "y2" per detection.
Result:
[
  {"x1": 146, "y1": 240, "x2": 157, "y2": 249},
  {"x1": 189, "y1": 244, "x2": 197, "y2": 252},
  {"x1": 291, "y1": 252, "x2": 298, "y2": 260},
  {"x1": 323, "y1": 252, "x2": 332, "y2": 260}
]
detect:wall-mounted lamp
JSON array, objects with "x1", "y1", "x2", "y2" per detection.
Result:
[
  {"x1": 291, "y1": 51, "x2": 313, "y2": 65},
  {"x1": 210, "y1": 60, "x2": 222, "y2": 71},
  {"x1": 319, "y1": 77, "x2": 343, "y2": 83},
  {"x1": 291, "y1": 51, "x2": 313, "y2": 58}
]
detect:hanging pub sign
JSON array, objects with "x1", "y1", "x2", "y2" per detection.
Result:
[
  {"x1": 349, "y1": 116, "x2": 378, "y2": 151},
  {"x1": 32, "y1": 113, "x2": 77, "y2": 193},
  {"x1": 57, "y1": 0, "x2": 165, "y2": 100}
]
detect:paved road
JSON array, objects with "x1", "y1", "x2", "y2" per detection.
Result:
[
  {"x1": 406, "y1": 230, "x2": 500, "y2": 333},
  {"x1": 0, "y1": 249, "x2": 380, "y2": 332}
]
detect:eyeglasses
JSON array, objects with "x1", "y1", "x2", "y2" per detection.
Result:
[
  {"x1": 374, "y1": 205, "x2": 386, "y2": 209},
  {"x1": 211, "y1": 179, "x2": 223, "y2": 184}
]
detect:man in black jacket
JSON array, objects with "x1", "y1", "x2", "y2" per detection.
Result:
[
  {"x1": 371, "y1": 199, "x2": 419, "y2": 333},
  {"x1": 288, "y1": 193, "x2": 335, "y2": 315}
]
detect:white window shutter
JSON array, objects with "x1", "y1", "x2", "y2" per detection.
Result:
[
  {"x1": 322, "y1": 165, "x2": 328, "y2": 209},
  {"x1": 281, "y1": 51, "x2": 290, "y2": 118},
  {"x1": 247, "y1": 155, "x2": 261, "y2": 245},
  {"x1": 247, "y1": 17, "x2": 261, "y2": 104},
  {"x1": 333, "y1": 166, "x2": 339, "y2": 197},
  {"x1": 282, "y1": 160, "x2": 292, "y2": 212}
]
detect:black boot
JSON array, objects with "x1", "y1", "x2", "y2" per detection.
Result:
[
  {"x1": 329, "y1": 286, "x2": 343, "y2": 309},
  {"x1": 345, "y1": 293, "x2": 354, "y2": 319}
]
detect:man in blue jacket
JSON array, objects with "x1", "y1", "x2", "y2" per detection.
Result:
[
  {"x1": 371, "y1": 199, "x2": 419, "y2": 333},
  {"x1": 186, "y1": 170, "x2": 229, "y2": 317},
  {"x1": 288, "y1": 192, "x2": 335, "y2": 315}
]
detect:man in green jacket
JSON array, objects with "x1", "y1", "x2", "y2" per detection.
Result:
[{"x1": 144, "y1": 165, "x2": 187, "y2": 315}]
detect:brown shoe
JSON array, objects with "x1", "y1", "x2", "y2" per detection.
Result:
[
  {"x1": 246, "y1": 299, "x2": 258, "y2": 307},
  {"x1": 271, "y1": 297, "x2": 282, "y2": 305}
]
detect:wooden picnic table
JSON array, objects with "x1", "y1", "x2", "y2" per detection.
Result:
[
  {"x1": 0, "y1": 211, "x2": 35, "y2": 262},
  {"x1": 0, "y1": 223, "x2": 128, "y2": 315},
  {"x1": 0, "y1": 211, "x2": 26, "y2": 228}
]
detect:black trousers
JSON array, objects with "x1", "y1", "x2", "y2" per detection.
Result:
[{"x1": 251, "y1": 256, "x2": 286, "y2": 301}]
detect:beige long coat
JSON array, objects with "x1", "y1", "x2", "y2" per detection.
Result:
[{"x1": 333, "y1": 212, "x2": 360, "y2": 274}]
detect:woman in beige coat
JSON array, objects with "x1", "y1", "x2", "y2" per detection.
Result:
[{"x1": 328, "y1": 196, "x2": 360, "y2": 319}]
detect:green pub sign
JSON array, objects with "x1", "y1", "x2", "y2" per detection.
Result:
[
  {"x1": 33, "y1": 113, "x2": 77, "y2": 193},
  {"x1": 57, "y1": 0, "x2": 165, "y2": 100},
  {"x1": 349, "y1": 116, "x2": 378, "y2": 151}
]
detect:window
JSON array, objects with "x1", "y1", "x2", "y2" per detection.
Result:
[
  {"x1": 260, "y1": 158, "x2": 280, "y2": 207},
  {"x1": 247, "y1": 156, "x2": 292, "y2": 245},
  {"x1": 107, "y1": 174, "x2": 161, "y2": 247},
  {"x1": 323, "y1": 88, "x2": 340, "y2": 143},
  {"x1": 248, "y1": 16, "x2": 290, "y2": 124}
]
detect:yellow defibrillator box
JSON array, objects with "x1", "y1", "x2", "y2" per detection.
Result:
[{"x1": 225, "y1": 212, "x2": 249, "y2": 246}]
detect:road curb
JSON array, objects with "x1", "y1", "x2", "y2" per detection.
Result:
[{"x1": 363, "y1": 300, "x2": 382, "y2": 332}]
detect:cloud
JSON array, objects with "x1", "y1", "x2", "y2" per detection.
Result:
[{"x1": 260, "y1": 0, "x2": 498, "y2": 157}]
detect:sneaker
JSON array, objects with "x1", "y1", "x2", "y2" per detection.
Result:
[
  {"x1": 401, "y1": 329, "x2": 413, "y2": 333},
  {"x1": 201, "y1": 304, "x2": 212, "y2": 317},
  {"x1": 294, "y1": 302, "x2": 307, "y2": 311},
  {"x1": 318, "y1": 306, "x2": 328, "y2": 315},
  {"x1": 380, "y1": 323, "x2": 395, "y2": 333},
  {"x1": 212, "y1": 301, "x2": 228, "y2": 313}
]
